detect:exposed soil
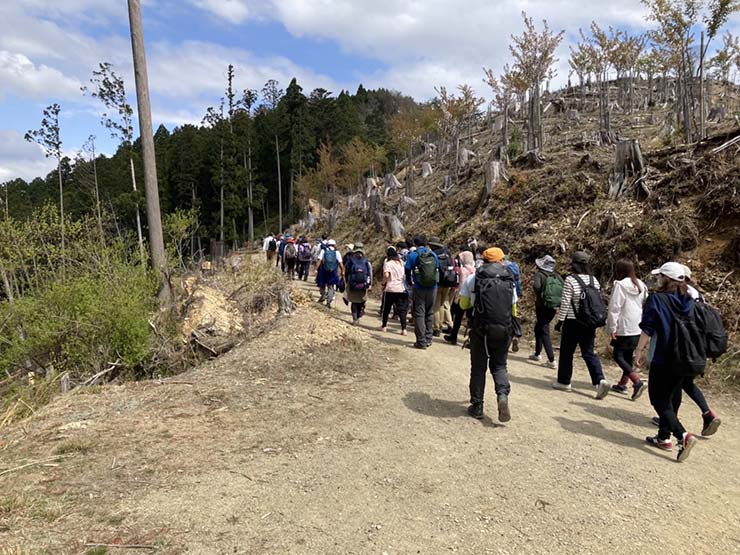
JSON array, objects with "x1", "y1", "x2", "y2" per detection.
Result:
[{"x1": 1, "y1": 281, "x2": 739, "y2": 554}]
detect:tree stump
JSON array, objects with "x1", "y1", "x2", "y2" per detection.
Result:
[
  {"x1": 609, "y1": 139, "x2": 647, "y2": 200},
  {"x1": 421, "y1": 162, "x2": 433, "y2": 178},
  {"x1": 484, "y1": 161, "x2": 509, "y2": 195}
]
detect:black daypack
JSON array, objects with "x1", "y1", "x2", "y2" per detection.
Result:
[
  {"x1": 437, "y1": 251, "x2": 458, "y2": 288},
  {"x1": 268, "y1": 238, "x2": 277, "y2": 252},
  {"x1": 694, "y1": 301, "x2": 729, "y2": 361},
  {"x1": 473, "y1": 264, "x2": 514, "y2": 339},
  {"x1": 656, "y1": 293, "x2": 707, "y2": 376},
  {"x1": 570, "y1": 275, "x2": 607, "y2": 328},
  {"x1": 348, "y1": 258, "x2": 370, "y2": 291}
]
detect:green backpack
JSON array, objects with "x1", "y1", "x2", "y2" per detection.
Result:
[
  {"x1": 415, "y1": 250, "x2": 438, "y2": 287},
  {"x1": 541, "y1": 275, "x2": 564, "y2": 309}
]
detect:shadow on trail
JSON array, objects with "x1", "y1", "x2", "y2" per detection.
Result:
[
  {"x1": 553, "y1": 416, "x2": 667, "y2": 460},
  {"x1": 572, "y1": 401, "x2": 653, "y2": 429},
  {"x1": 508, "y1": 374, "x2": 594, "y2": 394},
  {"x1": 403, "y1": 392, "x2": 502, "y2": 428}
]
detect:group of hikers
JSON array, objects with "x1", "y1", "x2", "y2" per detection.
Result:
[{"x1": 263, "y1": 232, "x2": 728, "y2": 463}]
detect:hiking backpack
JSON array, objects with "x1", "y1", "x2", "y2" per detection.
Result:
[
  {"x1": 694, "y1": 301, "x2": 729, "y2": 361},
  {"x1": 348, "y1": 258, "x2": 370, "y2": 291},
  {"x1": 298, "y1": 243, "x2": 312, "y2": 262},
  {"x1": 284, "y1": 243, "x2": 297, "y2": 260},
  {"x1": 473, "y1": 264, "x2": 515, "y2": 338},
  {"x1": 570, "y1": 275, "x2": 607, "y2": 328},
  {"x1": 656, "y1": 294, "x2": 707, "y2": 376},
  {"x1": 541, "y1": 274, "x2": 564, "y2": 309},
  {"x1": 506, "y1": 261, "x2": 522, "y2": 296},
  {"x1": 415, "y1": 250, "x2": 438, "y2": 287},
  {"x1": 322, "y1": 249, "x2": 339, "y2": 272},
  {"x1": 268, "y1": 238, "x2": 277, "y2": 252},
  {"x1": 437, "y1": 251, "x2": 459, "y2": 288}
]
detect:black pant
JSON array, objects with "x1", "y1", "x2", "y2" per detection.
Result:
[
  {"x1": 382, "y1": 291, "x2": 409, "y2": 330},
  {"x1": 413, "y1": 288, "x2": 436, "y2": 345},
  {"x1": 285, "y1": 258, "x2": 296, "y2": 279},
  {"x1": 298, "y1": 260, "x2": 311, "y2": 281},
  {"x1": 352, "y1": 302, "x2": 363, "y2": 320},
  {"x1": 534, "y1": 306, "x2": 556, "y2": 361},
  {"x1": 469, "y1": 328, "x2": 511, "y2": 403},
  {"x1": 648, "y1": 364, "x2": 687, "y2": 441},
  {"x1": 557, "y1": 320, "x2": 605, "y2": 386},
  {"x1": 683, "y1": 380, "x2": 710, "y2": 414},
  {"x1": 613, "y1": 335, "x2": 640, "y2": 377},
  {"x1": 448, "y1": 302, "x2": 467, "y2": 342}
]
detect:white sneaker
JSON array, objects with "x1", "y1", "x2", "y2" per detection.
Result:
[
  {"x1": 528, "y1": 354, "x2": 542, "y2": 362},
  {"x1": 595, "y1": 379, "x2": 610, "y2": 400},
  {"x1": 552, "y1": 381, "x2": 572, "y2": 392},
  {"x1": 545, "y1": 360, "x2": 557, "y2": 369}
]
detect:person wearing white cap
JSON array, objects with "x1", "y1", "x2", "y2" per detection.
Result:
[{"x1": 635, "y1": 261, "x2": 700, "y2": 461}]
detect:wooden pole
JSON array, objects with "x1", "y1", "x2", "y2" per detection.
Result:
[
  {"x1": 275, "y1": 134, "x2": 283, "y2": 233},
  {"x1": 699, "y1": 31, "x2": 706, "y2": 140},
  {"x1": 127, "y1": 0, "x2": 169, "y2": 297}
]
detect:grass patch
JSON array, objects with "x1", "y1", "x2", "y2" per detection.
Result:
[{"x1": 54, "y1": 439, "x2": 94, "y2": 456}]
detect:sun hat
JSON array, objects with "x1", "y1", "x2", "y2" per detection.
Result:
[
  {"x1": 327, "y1": 239, "x2": 337, "y2": 247},
  {"x1": 428, "y1": 236, "x2": 444, "y2": 248},
  {"x1": 536, "y1": 255, "x2": 556, "y2": 272},
  {"x1": 572, "y1": 251, "x2": 590, "y2": 264},
  {"x1": 651, "y1": 262, "x2": 686, "y2": 282},
  {"x1": 353, "y1": 242, "x2": 365, "y2": 254},
  {"x1": 483, "y1": 247, "x2": 505, "y2": 263}
]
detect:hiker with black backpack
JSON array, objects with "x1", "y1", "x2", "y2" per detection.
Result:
[
  {"x1": 529, "y1": 255, "x2": 563, "y2": 369},
  {"x1": 283, "y1": 238, "x2": 298, "y2": 280},
  {"x1": 429, "y1": 237, "x2": 457, "y2": 337},
  {"x1": 552, "y1": 251, "x2": 611, "y2": 399},
  {"x1": 607, "y1": 259, "x2": 648, "y2": 400},
  {"x1": 263, "y1": 233, "x2": 277, "y2": 264},
  {"x1": 637, "y1": 263, "x2": 726, "y2": 459},
  {"x1": 346, "y1": 244, "x2": 372, "y2": 325},
  {"x1": 316, "y1": 239, "x2": 344, "y2": 308},
  {"x1": 297, "y1": 238, "x2": 313, "y2": 281},
  {"x1": 405, "y1": 236, "x2": 440, "y2": 349},
  {"x1": 459, "y1": 247, "x2": 516, "y2": 423}
]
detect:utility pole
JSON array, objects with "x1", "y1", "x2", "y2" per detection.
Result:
[{"x1": 127, "y1": 0, "x2": 169, "y2": 298}]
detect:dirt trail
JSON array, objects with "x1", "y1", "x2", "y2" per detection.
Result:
[{"x1": 1, "y1": 281, "x2": 739, "y2": 554}]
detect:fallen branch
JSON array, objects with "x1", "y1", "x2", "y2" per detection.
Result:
[
  {"x1": 710, "y1": 134, "x2": 740, "y2": 155},
  {"x1": 84, "y1": 544, "x2": 157, "y2": 550},
  {"x1": 0, "y1": 457, "x2": 62, "y2": 478},
  {"x1": 83, "y1": 360, "x2": 122, "y2": 387},
  {"x1": 716, "y1": 270, "x2": 735, "y2": 293},
  {"x1": 576, "y1": 210, "x2": 592, "y2": 230}
]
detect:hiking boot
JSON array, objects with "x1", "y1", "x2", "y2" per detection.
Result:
[
  {"x1": 468, "y1": 402, "x2": 484, "y2": 420},
  {"x1": 611, "y1": 384, "x2": 628, "y2": 394},
  {"x1": 545, "y1": 360, "x2": 557, "y2": 369},
  {"x1": 631, "y1": 380, "x2": 646, "y2": 401},
  {"x1": 413, "y1": 342, "x2": 428, "y2": 350},
  {"x1": 497, "y1": 394, "x2": 511, "y2": 423},
  {"x1": 551, "y1": 381, "x2": 572, "y2": 392},
  {"x1": 646, "y1": 435, "x2": 673, "y2": 451},
  {"x1": 701, "y1": 411, "x2": 721, "y2": 437},
  {"x1": 433, "y1": 329, "x2": 441, "y2": 337},
  {"x1": 595, "y1": 379, "x2": 611, "y2": 400},
  {"x1": 528, "y1": 354, "x2": 542, "y2": 362},
  {"x1": 677, "y1": 433, "x2": 698, "y2": 462},
  {"x1": 511, "y1": 338, "x2": 520, "y2": 352},
  {"x1": 317, "y1": 297, "x2": 325, "y2": 304},
  {"x1": 443, "y1": 334, "x2": 457, "y2": 346}
]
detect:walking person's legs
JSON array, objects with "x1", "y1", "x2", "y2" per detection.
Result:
[
  {"x1": 535, "y1": 306, "x2": 556, "y2": 362},
  {"x1": 381, "y1": 292, "x2": 395, "y2": 329},
  {"x1": 488, "y1": 334, "x2": 512, "y2": 422},
  {"x1": 424, "y1": 288, "x2": 435, "y2": 346},
  {"x1": 326, "y1": 284, "x2": 335, "y2": 307},
  {"x1": 555, "y1": 320, "x2": 579, "y2": 387},
  {"x1": 683, "y1": 378, "x2": 721, "y2": 435},
  {"x1": 433, "y1": 288, "x2": 444, "y2": 335},
  {"x1": 468, "y1": 329, "x2": 488, "y2": 418},
  {"x1": 412, "y1": 289, "x2": 427, "y2": 347},
  {"x1": 396, "y1": 293, "x2": 409, "y2": 333},
  {"x1": 647, "y1": 365, "x2": 697, "y2": 461}
]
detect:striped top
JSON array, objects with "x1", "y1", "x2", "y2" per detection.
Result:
[{"x1": 557, "y1": 274, "x2": 602, "y2": 322}]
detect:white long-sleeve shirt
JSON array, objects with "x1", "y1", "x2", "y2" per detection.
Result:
[{"x1": 262, "y1": 236, "x2": 274, "y2": 252}]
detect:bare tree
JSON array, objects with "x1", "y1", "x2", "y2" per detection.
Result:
[
  {"x1": 81, "y1": 135, "x2": 104, "y2": 240},
  {"x1": 25, "y1": 104, "x2": 65, "y2": 268}
]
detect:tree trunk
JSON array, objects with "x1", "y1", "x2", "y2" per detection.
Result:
[
  {"x1": 289, "y1": 171, "x2": 294, "y2": 223},
  {"x1": 0, "y1": 258, "x2": 14, "y2": 304},
  {"x1": 129, "y1": 156, "x2": 146, "y2": 265},
  {"x1": 275, "y1": 134, "x2": 282, "y2": 233},
  {"x1": 127, "y1": 0, "x2": 169, "y2": 298},
  {"x1": 91, "y1": 142, "x2": 104, "y2": 241},
  {"x1": 57, "y1": 157, "x2": 65, "y2": 272},
  {"x1": 246, "y1": 147, "x2": 254, "y2": 243},
  {"x1": 219, "y1": 139, "x2": 224, "y2": 243},
  {"x1": 406, "y1": 144, "x2": 414, "y2": 197},
  {"x1": 699, "y1": 31, "x2": 706, "y2": 140}
]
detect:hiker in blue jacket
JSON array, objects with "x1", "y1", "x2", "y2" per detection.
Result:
[
  {"x1": 315, "y1": 239, "x2": 344, "y2": 308},
  {"x1": 405, "y1": 236, "x2": 439, "y2": 349}
]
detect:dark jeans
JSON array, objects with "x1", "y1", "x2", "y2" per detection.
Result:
[
  {"x1": 448, "y1": 301, "x2": 467, "y2": 342},
  {"x1": 469, "y1": 328, "x2": 512, "y2": 403},
  {"x1": 351, "y1": 302, "x2": 363, "y2": 320},
  {"x1": 534, "y1": 306, "x2": 556, "y2": 361},
  {"x1": 413, "y1": 288, "x2": 436, "y2": 345},
  {"x1": 285, "y1": 258, "x2": 296, "y2": 279},
  {"x1": 298, "y1": 260, "x2": 311, "y2": 281},
  {"x1": 613, "y1": 335, "x2": 640, "y2": 377},
  {"x1": 683, "y1": 380, "x2": 710, "y2": 414},
  {"x1": 648, "y1": 364, "x2": 687, "y2": 441},
  {"x1": 557, "y1": 319, "x2": 605, "y2": 386},
  {"x1": 382, "y1": 291, "x2": 409, "y2": 330}
]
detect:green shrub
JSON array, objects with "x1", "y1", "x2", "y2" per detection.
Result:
[{"x1": 507, "y1": 125, "x2": 523, "y2": 160}]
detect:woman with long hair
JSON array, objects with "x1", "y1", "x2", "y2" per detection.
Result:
[
  {"x1": 607, "y1": 259, "x2": 648, "y2": 399},
  {"x1": 444, "y1": 250, "x2": 476, "y2": 346},
  {"x1": 381, "y1": 246, "x2": 409, "y2": 335}
]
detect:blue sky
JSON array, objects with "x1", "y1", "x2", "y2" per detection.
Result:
[{"x1": 1, "y1": 0, "x2": 738, "y2": 182}]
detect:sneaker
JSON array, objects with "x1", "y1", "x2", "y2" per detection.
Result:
[
  {"x1": 528, "y1": 354, "x2": 542, "y2": 362},
  {"x1": 551, "y1": 381, "x2": 572, "y2": 392},
  {"x1": 545, "y1": 360, "x2": 557, "y2": 369},
  {"x1": 595, "y1": 379, "x2": 611, "y2": 400},
  {"x1": 468, "y1": 402, "x2": 484, "y2": 420},
  {"x1": 432, "y1": 329, "x2": 441, "y2": 337},
  {"x1": 611, "y1": 384, "x2": 628, "y2": 394},
  {"x1": 701, "y1": 411, "x2": 721, "y2": 437},
  {"x1": 443, "y1": 334, "x2": 457, "y2": 346},
  {"x1": 342, "y1": 298, "x2": 349, "y2": 306},
  {"x1": 677, "y1": 433, "x2": 697, "y2": 462},
  {"x1": 327, "y1": 303, "x2": 333, "y2": 309},
  {"x1": 497, "y1": 394, "x2": 511, "y2": 423},
  {"x1": 317, "y1": 297, "x2": 325, "y2": 304},
  {"x1": 401, "y1": 329, "x2": 408, "y2": 336},
  {"x1": 381, "y1": 326, "x2": 388, "y2": 332},
  {"x1": 631, "y1": 381, "x2": 646, "y2": 401},
  {"x1": 413, "y1": 342, "x2": 428, "y2": 350},
  {"x1": 352, "y1": 318, "x2": 359, "y2": 326},
  {"x1": 511, "y1": 338, "x2": 520, "y2": 352},
  {"x1": 646, "y1": 435, "x2": 673, "y2": 451}
]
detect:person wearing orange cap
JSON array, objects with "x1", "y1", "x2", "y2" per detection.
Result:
[
  {"x1": 283, "y1": 237, "x2": 298, "y2": 280},
  {"x1": 458, "y1": 246, "x2": 517, "y2": 423}
]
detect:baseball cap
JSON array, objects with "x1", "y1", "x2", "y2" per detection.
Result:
[
  {"x1": 327, "y1": 239, "x2": 336, "y2": 246},
  {"x1": 651, "y1": 262, "x2": 686, "y2": 282}
]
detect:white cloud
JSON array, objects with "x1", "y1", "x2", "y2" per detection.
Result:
[
  {"x1": 188, "y1": 0, "x2": 251, "y2": 24},
  {"x1": 0, "y1": 129, "x2": 56, "y2": 183},
  {"x1": 0, "y1": 51, "x2": 82, "y2": 101}
]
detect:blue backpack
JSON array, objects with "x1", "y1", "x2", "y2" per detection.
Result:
[
  {"x1": 349, "y1": 257, "x2": 370, "y2": 291},
  {"x1": 323, "y1": 249, "x2": 338, "y2": 272},
  {"x1": 506, "y1": 261, "x2": 522, "y2": 296}
]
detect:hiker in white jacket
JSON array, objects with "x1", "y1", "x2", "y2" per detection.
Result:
[{"x1": 607, "y1": 259, "x2": 648, "y2": 400}]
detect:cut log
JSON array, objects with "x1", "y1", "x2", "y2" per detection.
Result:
[
  {"x1": 457, "y1": 148, "x2": 477, "y2": 167},
  {"x1": 484, "y1": 161, "x2": 509, "y2": 195},
  {"x1": 385, "y1": 214, "x2": 405, "y2": 239},
  {"x1": 513, "y1": 150, "x2": 546, "y2": 169},
  {"x1": 384, "y1": 173, "x2": 403, "y2": 197},
  {"x1": 566, "y1": 109, "x2": 580, "y2": 122},
  {"x1": 609, "y1": 139, "x2": 647, "y2": 200},
  {"x1": 421, "y1": 162, "x2": 433, "y2": 178}
]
